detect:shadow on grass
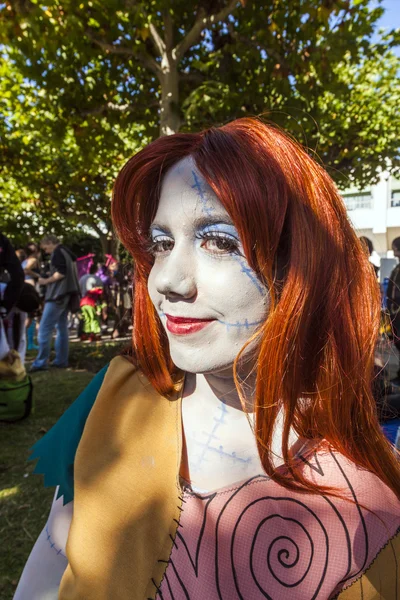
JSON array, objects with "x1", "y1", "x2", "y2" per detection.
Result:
[{"x1": 0, "y1": 341, "x2": 126, "y2": 599}]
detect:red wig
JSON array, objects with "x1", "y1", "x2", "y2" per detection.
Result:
[{"x1": 112, "y1": 118, "x2": 400, "y2": 498}]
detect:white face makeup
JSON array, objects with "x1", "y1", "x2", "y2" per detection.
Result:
[{"x1": 147, "y1": 156, "x2": 270, "y2": 374}]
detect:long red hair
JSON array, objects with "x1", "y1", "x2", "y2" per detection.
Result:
[{"x1": 112, "y1": 118, "x2": 400, "y2": 498}]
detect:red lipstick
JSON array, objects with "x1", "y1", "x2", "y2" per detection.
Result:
[{"x1": 165, "y1": 314, "x2": 214, "y2": 335}]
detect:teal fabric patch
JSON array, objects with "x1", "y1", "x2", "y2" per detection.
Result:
[{"x1": 29, "y1": 364, "x2": 109, "y2": 505}]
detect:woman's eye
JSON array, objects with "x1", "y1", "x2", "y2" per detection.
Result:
[
  {"x1": 201, "y1": 233, "x2": 240, "y2": 255},
  {"x1": 149, "y1": 238, "x2": 174, "y2": 255}
]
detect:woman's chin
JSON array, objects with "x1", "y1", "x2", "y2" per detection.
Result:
[{"x1": 170, "y1": 351, "x2": 235, "y2": 375}]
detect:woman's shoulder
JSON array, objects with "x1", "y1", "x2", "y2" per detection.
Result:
[
  {"x1": 292, "y1": 444, "x2": 400, "y2": 525},
  {"x1": 25, "y1": 256, "x2": 38, "y2": 268},
  {"x1": 29, "y1": 356, "x2": 139, "y2": 505},
  {"x1": 297, "y1": 445, "x2": 400, "y2": 596}
]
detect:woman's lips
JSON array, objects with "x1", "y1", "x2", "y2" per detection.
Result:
[{"x1": 165, "y1": 314, "x2": 215, "y2": 335}]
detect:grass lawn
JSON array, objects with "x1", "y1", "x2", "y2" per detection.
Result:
[{"x1": 0, "y1": 340, "x2": 125, "y2": 600}]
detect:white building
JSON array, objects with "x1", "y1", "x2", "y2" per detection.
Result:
[{"x1": 342, "y1": 172, "x2": 400, "y2": 257}]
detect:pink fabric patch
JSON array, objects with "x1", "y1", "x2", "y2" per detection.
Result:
[{"x1": 158, "y1": 449, "x2": 400, "y2": 599}]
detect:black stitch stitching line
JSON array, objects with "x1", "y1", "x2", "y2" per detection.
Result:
[
  {"x1": 151, "y1": 578, "x2": 162, "y2": 595},
  {"x1": 173, "y1": 518, "x2": 184, "y2": 529},
  {"x1": 152, "y1": 390, "x2": 185, "y2": 599}
]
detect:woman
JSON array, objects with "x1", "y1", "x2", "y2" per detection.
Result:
[
  {"x1": 21, "y1": 242, "x2": 41, "y2": 350},
  {"x1": 15, "y1": 119, "x2": 400, "y2": 599},
  {"x1": 22, "y1": 242, "x2": 41, "y2": 286}
]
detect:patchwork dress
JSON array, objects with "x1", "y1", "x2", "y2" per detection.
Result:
[{"x1": 31, "y1": 356, "x2": 400, "y2": 599}]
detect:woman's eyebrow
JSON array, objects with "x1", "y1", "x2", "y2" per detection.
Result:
[
  {"x1": 193, "y1": 215, "x2": 235, "y2": 229},
  {"x1": 149, "y1": 215, "x2": 235, "y2": 235}
]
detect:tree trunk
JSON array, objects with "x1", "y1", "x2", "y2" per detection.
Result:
[
  {"x1": 98, "y1": 229, "x2": 120, "y2": 259},
  {"x1": 159, "y1": 57, "x2": 180, "y2": 136},
  {"x1": 107, "y1": 234, "x2": 120, "y2": 259}
]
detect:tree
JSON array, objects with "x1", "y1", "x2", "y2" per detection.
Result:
[
  {"x1": 0, "y1": 53, "x2": 145, "y2": 253},
  {"x1": 1, "y1": 0, "x2": 399, "y2": 237}
]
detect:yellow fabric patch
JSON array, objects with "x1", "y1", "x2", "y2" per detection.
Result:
[
  {"x1": 59, "y1": 356, "x2": 183, "y2": 600},
  {"x1": 337, "y1": 531, "x2": 400, "y2": 599}
]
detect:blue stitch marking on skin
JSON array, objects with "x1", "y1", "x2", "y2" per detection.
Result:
[
  {"x1": 159, "y1": 170, "x2": 264, "y2": 302},
  {"x1": 45, "y1": 524, "x2": 66, "y2": 558},
  {"x1": 206, "y1": 431, "x2": 221, "y2": 443},
  {"x1": 215, "y1": 401, "x2": 227, "y2": 424},
  {"x1": 193, "y1": 402, "x2": 227, "y2": 470},
  {"x1": 234, "y1": 256, "x2": 265, "y2": 296},
  {"x1": 217, "y1": 318, "x2": 264, "y2": 331},
  {"x1": 191, "y1": 170, "x2": 215, "y2": 217},
  {"x1": 194, "y1": 439, "x2": 253, "y2": 464},
  {"x1": 193, "y1": 402, "x2": 253, "y2": 469}
]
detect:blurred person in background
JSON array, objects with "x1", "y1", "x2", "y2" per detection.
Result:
[
  {"x1": 0, "y1": 232, "x2": 25, "y2": 361},
  {"x1": 387, "y1": 236, "x2": 400, "y2": 385},
  {"x1": 15, "y1": 247, "x2": 26, "y2": 264},
  {"x1": 109, "y1": 260, "x2": 133, "y2": 339},
  {"x1": 30, "y1": 235, "x2": 79, "y2": 372},
  {"x1": 0, "y1": 232, "x2": 24, "y2": 320},
  {"x1": 95, "y1": 263, "x2": 112, "y2": 329},
  {"x1": 79, "y1": 263, "x2": 103, "y2": 298},
  {"x1": 22, "y1": 242, "x2": 41, "y2": 286},
  {"x1": 359, "y1": 236, "x2": 380, "y2": 278},
  {"x1": 78, "y1": 264, "x2": 103, "y2": 341},
  {"x1": 22, "y1": 242, "x2": 41, "y2": 350}
]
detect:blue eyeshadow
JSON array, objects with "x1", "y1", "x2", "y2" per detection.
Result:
[
  {"x1": 150, "y1": 227, "x2": 170, "y2": 238},
  {"x1": 198, "y1": 223, "x2": 240, "y2": 239}
]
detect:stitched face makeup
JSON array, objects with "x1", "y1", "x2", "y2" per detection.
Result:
[{"x1": 147, "y1": 157, "x2": 270, "y2": 374}]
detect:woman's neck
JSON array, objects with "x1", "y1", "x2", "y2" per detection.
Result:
[
  {"x1": 181, "y1": 369, "x2": 263, "y2": 492},
  {"x1": 182, "y1": 368, "x2": 302, "y2": 488},
  {"x1": 184, "y1": 364, "x2": 256, "y2": 412}
]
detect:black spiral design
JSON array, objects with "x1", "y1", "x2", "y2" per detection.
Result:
[
  {"x1": 217, "y1": 492, "x2": 330, "y2": 600},
  {"x1": 157, "y1": 456, "x2": 372, "y2": 600},
  {"x1": 251, "y1": 515, "x2": 314, "y2": 591}
]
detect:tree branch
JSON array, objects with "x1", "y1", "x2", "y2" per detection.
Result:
[
  {"x1": 77, "y1": 99, "x2": 159, "y2": 117},
  {"x1": 179, "y1": 71, "x2": 206, "y2": 84},
  {"x1": 135, "y1": 4, "x2": 166, "y2": 62},
  {"x1": 149, "y1": 22, "x2": 166, "y2": 56},
  {"x1": 175, "y1": 0, "x2": 240, "y2": 61},
  {"x1": 87, "y1": 30, "x2": 161, "y2": 74},
  {"x1": 86, "y1": 30, "x2": 134, "y2": 55},
  {"x1": 163, "y1": 10, "x2": 174, "y2": 53},
  {"x1": 138, "y1": 51, "x2": 162, "y2": 75},
  {"x1": 329, "y1": 7, "x2": 350, "y2": 34},
  {"x1": 78, "y1": 102, "x2": 134, "y2": 117}
]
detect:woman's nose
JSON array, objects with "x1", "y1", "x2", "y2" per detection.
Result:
[{"x1": 154, "y1": 246, "x2": 197, "y2": 299}]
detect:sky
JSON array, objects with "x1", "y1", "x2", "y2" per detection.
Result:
[
  {"x1": 374, "y1": 0, "x2": 400, "y2": 51},
  {"x1": 377, "y1": 0, "x2": 400, "y2": 29}
]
